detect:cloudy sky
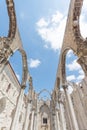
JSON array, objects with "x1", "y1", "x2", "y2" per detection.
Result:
[{"x1": 0, "y1": 0, "x2": 87, "y2": 97}]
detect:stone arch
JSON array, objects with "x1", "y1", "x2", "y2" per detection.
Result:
[
  {"x1": 40, "y1": 104, "x2": 50, "y2": 118},
  {"x1": 39, "y1": 104, "x2": 51, "y2": 130},
  {"x1": 18, "y1": 49, "x2": 28, "y2": 89},
  {"x1": 0, "y1": 1, "x2": 28, "y2": 88},
  {"x1": 61, "y1": 47, "x2": 74, "y2": 87},
  {"x1": 6, "y1": 0, "x2": 16, "y2": 39},
  {"x1": 38, "y1": 89, "x2": 51, "y2": 100},
  {"x1": 61, "y1": 47, "x2": 85, "y2": 87},
  {"x1": 0, "y1": 0, "x2": 16, "y2": 64},
  {"x1": 72, "y1": 0, "x2": 87, "y2": 64},
  {"x1": 72, "y1": 0, "x2": 83, "y2": 44},
  {"x1": 9, "y1": 49, "x2": 28, "y2": 89},
  {"x1": 0, "y1": 1, "x2": 28, "y2": 89},
  {"x1": 0, "y1": 0, "x2": 16, "y2": 38}
]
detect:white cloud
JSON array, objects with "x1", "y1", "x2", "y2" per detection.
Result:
[
  {"x1": 16, "y1": 73, "x2": 20, "y2": 81},
  {"x1": 29, "y1": 58, "x2": 41, "y2": 68},
  {"x1": 76, "y1": 69, "x2": 85, "y2": 81},
  {"x1": 78, "y1": 69, "x2": 84, "y2": 75},
  {"x1": 66, "y1": 61, "x2": 85, "y2": 82},
  {"x1": 67, "y1": 85, "x2": 73, "y2": 94},
  {"x1": 36, "y1": 11, "x2": 67, "y2": 51},
  {"x1": 36, "y1": 18, "x2": 49, "y2": 27},
  {"x1": 81, "y1": 0, "x2": 87, "y2": 12},
  {"x1": 80, "y1": 0, "x2": 87, "y2": 38},
  {"x1": 67, "y1": 75, "x2": 76, "y2": 81},
  {"x1": 66, "y1": 60, "x2": 81, "y2": 71},
  {"x1": 67, "y1": 50, "x2": 73, "y2": 58},
  {"x1": 80, "y1": 16, "x2": 87, "y2": 38},
  {"x1": 51, "y1": 11, "x2": 63, "y2": 24},
  {"x1": 77, "y1": 74, "x2": 84, "y2": 81},
  {"x1": 67, "y1": 72, "x2": 84, "y2": 83}
]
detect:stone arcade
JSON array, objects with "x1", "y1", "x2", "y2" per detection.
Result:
[{"x1": 0, "y1": 0, "x2": 87, "y2": 130}]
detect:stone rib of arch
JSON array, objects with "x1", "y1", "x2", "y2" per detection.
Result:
[
  {"x1": 54, "y1": 0, "x2": 87, "y2": 92},
  {"x1": 0, "y1": 0, "x2": 29, "y2": 89},
  {"x1": 38, "y1": 89, "x2": 51, "y2": 98}
]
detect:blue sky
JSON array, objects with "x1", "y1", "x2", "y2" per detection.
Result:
[{"x1": 0, "y1": 0, "x2": 87, "y2": 97}]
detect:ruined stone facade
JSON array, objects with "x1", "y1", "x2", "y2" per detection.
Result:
[{"x1": 0, "y1": 0, "x2": 87, "y2": 130}]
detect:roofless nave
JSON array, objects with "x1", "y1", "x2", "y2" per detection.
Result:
[{"x1": 0, "y1": 0, "x2": 87, "y2": 130}]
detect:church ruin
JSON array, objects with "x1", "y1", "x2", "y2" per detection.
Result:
[{"x1": 0, "y1": 0, "x2": 87, "y2": 130}]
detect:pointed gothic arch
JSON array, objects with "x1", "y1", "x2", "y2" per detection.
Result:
[
  {"x1": 61, "y1": 47, "x2": 85, "y2": 88},
  {"x1": 40, "y1": 103, "x2": 50, "y2": 117},
  {"x1": 38, "y1": 89, "x2": 51, "y2": 100},
  {"x1": 0, "y1": 0, "x2": 28, "y2": 89},
  {"x1": 9, "y1": 49, "x2": 28, "y2": 89}
]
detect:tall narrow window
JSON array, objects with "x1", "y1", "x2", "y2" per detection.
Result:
[
  {"x1": 43, "y1": 118, "x2": 47, "y2": 124},
  {"x1": 6, "y1": 83, "x2": 11, "y2": 92}
]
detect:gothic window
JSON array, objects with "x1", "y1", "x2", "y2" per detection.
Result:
[
  {"x1": 6, "y1": 83, "x2": 11, "y2": 92},
  {"x1": 43, "y1": 118, "x2": 47, "y2": 124}
]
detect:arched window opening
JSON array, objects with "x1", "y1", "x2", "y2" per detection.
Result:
[
  {"x1": 43, "y1": 117, "x2": 47, "y2": 124},
  {"x1": 66, "y1": 49, "x2": 84, "y2": 83},
  {"x1": 9, "y1": 51, "x2": 22, "y2": 84},
  {"x1": 40, "y1": 104, "x2": 50, "y2": 126},
  {"x1": 38, "y1": 89, "x2": 51, "y2": 101},
  {"x1": 66, "y1": 49, "x2": 85, "y2": 93}
]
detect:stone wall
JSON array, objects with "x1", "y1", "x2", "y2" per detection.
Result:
[{"x1": 0, "y1": 63, "x2": 28, "y2": 130}]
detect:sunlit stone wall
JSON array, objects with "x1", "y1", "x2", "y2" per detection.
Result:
[{"x1": 0, "y1": 63, "x2": 26, "y2": 130}]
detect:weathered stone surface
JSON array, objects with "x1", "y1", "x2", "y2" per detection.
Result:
[{"x1": 0, "y1": 0, "x2": 87, "y2": 130}]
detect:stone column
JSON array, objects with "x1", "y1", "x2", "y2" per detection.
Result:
[
  {"x1": 55, "y1": 102, "x2": 61, "y2": 130},
  {"x1": 65, "y1": 88, "x2": 79, "y2": 130},
  {"x1": 11, "y1": 89, "x2": 24, "y2": 130},
  {"x1": 35, "y1": 100, "x2": 39, "y2": 130},
  {"x1": 60, "y1": 102, "x2": 66, "y2": 130},
  {"x1": 30, "y1": 110, "x2": 35, "y2": 130},
  {"x1": 59, "y1": 91, "x2": 66, "y2": 130},
  {"x1": 23, "y1": 102, "x2": 32, "y2": 130},
  {"x1": 54, "y1": 113, "x2": 57, "y2": 130},
  {"x1": 71, "y1": 83, "x2": 87, "y2": 129},
  {"x1": 64, "y1": 97, "x2": 73, "y2": 130},
  {"x1": 56, "y1": 111, "x2": 61, "y2": 130},
  {"x1": 33, "y1": 113, "x2": 37, "y2": 130}
]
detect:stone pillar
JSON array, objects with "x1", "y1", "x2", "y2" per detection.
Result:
[
  {"x1": 33, "y1": 113, "x2": 37, "y2": 130},
  {"x1": 35, "y1": 100, "x2": 39, "y2": 130},
  {"x1": 55, "y1": 102, "x2": 61, "y2": 130},
  {"x1": 64, "y1": 97, "x2": 73, "y2": 130},
  {"x1": 59, "y1": 91, "x2": 66, "y2": 130},
  {"x1": 52, "y1": 112, "x2": 55, "y2": 130},
  {"x1": 60, "y1": 102, "x2": 66, "y2": 130},
  {"x1": 36, "y1": 113, "x2": 39, "y2": 130},
  {"x1": 56, "y1": 111, "x2": 61, "y2": 130},
  {"x1": 54, "y1": 114, "x2": 57, "y2": 130},
  {"x1": 23, "y1": 102, "x2": 32, "y2": 130},
  {"x1": 30, "y1": 110, "x2": 35, "y2": 130},
  {"x1": 11, "y1": 89, "x2": 24, "y2": 130},
  {"x1": 71, "y1": 83, "x2": 87, "y2": 129},
  {"x1": 65, "y1": 88, "x2": 79, "y2": 130}
]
